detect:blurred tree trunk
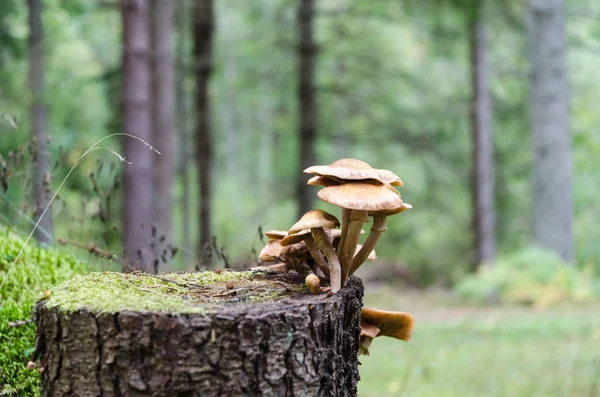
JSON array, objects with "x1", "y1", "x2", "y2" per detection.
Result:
[
  {"x1": 469, "y1": 0, "x2": 495, "y2": 271},
  {"x1": 150, "y1": 0, "x2": 175, "y2": 243},
  {"x1": 193, "y1": 0, "x2": 214, "y2": 266},
  {"x1": 28, "y1": 0, "x2": 53, "y2": 245},
  {"x1": 527, "y1": 0, "x2": 574, "y2": 263},
  {"x1": 176, "y1": 0, "x2": 192, "y2": 264},
  {"x1": 121, "y1": 0, "x2": 153, "y2": 271},
  {"x1": 296, "y1": 0, "x2": 317, "y2": 218}
]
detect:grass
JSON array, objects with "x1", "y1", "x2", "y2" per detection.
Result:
[{"x1": 357, "y1": 284, "x2": 600, "y2": 397}]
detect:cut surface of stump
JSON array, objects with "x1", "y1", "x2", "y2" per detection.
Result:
[{"x1": 35, "y1": 270, "x2": 363, "y2": 397}]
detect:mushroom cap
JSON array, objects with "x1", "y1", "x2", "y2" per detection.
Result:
[
  {"x1": 259, "y1": 239, "x2": 285, "y2": 261},
  {"x1": 360, "y1": 320, "x2": 381, "y2": 338},
  {"x1": 304, "y1": 158, "x2": 403, "y2": 186},
  {"x1": 305, "y1": 274, "x2": 321, "y2": 292},
  {"x1": 328, "y1": 228, "x2": 365, "y2": 241},
  {"x1": 307, "y1": 176, "x2": 341, "y2": 187},
  {"x1": 361, "y1": 308, "x2": 414, "y2": 342},
  {"x1": 368, "y1": 202, "x2": 413, "y2": 216},
  {"x1": 280, "y1": 230, "x2": 310, "y2": 246},
  {"x1": 264, "y1": 230, "x2": 289, "y2": 240},
  {"x1": 318, "y1": 182, "x2": 404, "y2": 212},
  {"x1": 289, "y1": 209, "x2": 340, "y2": 235},
  {"x1": 355, "y1": 244, "x2": 377, "y2": 260},
  {"x1": 259, "y1": 239, "x2": 307, "y2": 260}
]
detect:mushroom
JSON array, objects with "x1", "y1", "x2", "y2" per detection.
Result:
[
  {"x1": 283, "y1": 209, "x2": 342, "y2": 292},
  {"x1": 304, "y1": 158, "x2": 403, "y2": 186},
  {"x1": 359, "y1": 308, "x2": 414, "y2": 356},
  {"x1": 349, "y1": 202, "x2": 412, "y2": 275},
  {"x1": 317, "y1": 182, "x2": 403, "y2": 285},
  {"x1": 258, "y1": 238, "x2": 311, "y2": 274},
  {"x1": 304, "y1": 274, "x2": 330, "y2": 294}
]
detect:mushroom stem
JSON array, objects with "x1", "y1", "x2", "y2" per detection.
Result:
[
  {"x1": 311, "y1": 227, "x2": 342, "y2": 293},
  {"x1": 349, "y1": 214, "x2": 387, "y2": 275},
  {"x1": 304, "y1": 236, "x2": 331, "y2": 277},
  {"x1": 337, "y1": 208, "x2": 351, "y2": 256},
  {"x1": 339, "y1": 210, "x2": 368, "y2": 286}
]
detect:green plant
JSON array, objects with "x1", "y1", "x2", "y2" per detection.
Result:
[
  {"x1": 0, "y1": 229, "x2": 86, "y2": 396},
  {"x1": 455, "y1": 246, "x2": 598, "y2": 308}
]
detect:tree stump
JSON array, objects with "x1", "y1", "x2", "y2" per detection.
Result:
[{"x1": 34, "y1": 271, "x2": 363, "y2": 396}]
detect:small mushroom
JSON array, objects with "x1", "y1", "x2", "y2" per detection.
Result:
[
  {"x1": 317, "y1": 182, "x2": 403, "y2": 285},
  {"x1": 350, "y1": 202, "x2": 412, "y2": 275},
  {"x1": 359, "y1": 308, "x2": 414, "y2": 356},
  {"x1": 258, "y1": 238, "x2": 310, "y2": 274},
  {"x1": 304, "y1": 274, "x2": 331, "y2": 294},
  {"x1": 283, "y1": 210, "x2": 341, "y2": 291}
]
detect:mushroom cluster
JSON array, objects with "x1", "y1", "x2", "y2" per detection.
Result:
[
  {"x1": 254, "y1": 158, "x2": 411, "y2": 293},
  {"x1": 253, "y1": 158, "x2": 415, "y2": 355}
]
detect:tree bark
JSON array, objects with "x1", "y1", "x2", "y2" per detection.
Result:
[
  {"x1": 193, "y1": 0, "x2": 214, "y2": 265},
  {"x1": 296, "y1": 0, "x2": 317, "y2": 219},
  {"x1": 35, "y1": 275, "x2": 363, "y2": 396},
  {"x1": 121, "y1": 0, "x2": 154, "y2": 270},
  {"x1": 526, "y1": 0, "x2": 574, "y2": 263},
  {"x1": 150, "y1": 0, "x2": 175, "y2": 243},
  {"x1": 175, "y1": 0, "x2": 193, "y2": 264},
  {"x1": 28, "y1": 0, "x2": 54, "y2": 245},
  {"x1": 469, "y1": 0, "x2": 495, "y2": 271}
]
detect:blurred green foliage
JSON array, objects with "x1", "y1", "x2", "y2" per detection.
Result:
[
  {"x1": 0, "y1": 229, "x2": 86, "y2": 396},
  {"x1": 455, "y1": 246, "x2": 600, "y2": 308},
  {"x1": 0, "y1": 0, "x2": 599, "y2": 285}
]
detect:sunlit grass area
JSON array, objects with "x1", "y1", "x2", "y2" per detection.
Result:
[{"x1": 358, "y1": 285, "x2": 600, "y2": 397}]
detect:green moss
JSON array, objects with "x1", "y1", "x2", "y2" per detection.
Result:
[
  {"x1": 44, "y1": 270, "x2": 299, "y2": 314},
  {"x1": 0, "y1": 228, "x2": 87, "y2": 397}
]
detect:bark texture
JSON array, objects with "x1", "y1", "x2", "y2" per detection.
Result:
[
  {"x1": 296, "y1": 0, "x2": 317, "y2": 219},
  {"x1": 151, "y1": 0, "x2": 175, "y2": 242},
  {"x1": 28, "y1": 0, "x2": 54, "y2": 245},
  {"x1": 193, "y1": 0, "x2": 214, "y2": 264},
  {"x1": 121, "y1": 0, "x2": 154, "y2": 270},
  {"x1": 527, "y1": 0, "x2": 574, "y2": 263},
  {"x1": 469, "y1": 0, "x2": 495, "y2": 270},
  {"x1": 35, "y1": 276, "x2": 363, "y2": 397}
]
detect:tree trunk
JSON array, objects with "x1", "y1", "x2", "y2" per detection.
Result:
[
  {"x1": 150, "y1": 0, "x2": 175, "y2": 243},
  {"x1": 176, "y1": 0, "x2": 192, "y2": 264},
  {"x1": 296, "y1": 0, "x2": 317, "y2": 219},
  {"x1": 193, "y1": 0, "x2": 214, "y2": 266},
  {"x1": 527, "y1": 0, "x2": 574, "y2": 263},
  {"x1": 469, "y1": 0, "x2": 495, "y2": 271},
  {"x1": 35, "y1": 273, "x2": 363, "y2": 397},
  {"x1": 28, "y1": 0, "x2": 54, "y2": 245},
  {"x1": 121, "y1": 0, "x2": 154, "y2": 270}
]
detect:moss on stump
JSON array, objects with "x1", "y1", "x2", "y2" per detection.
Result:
[{"x1": 34, "y1": 270, "x2": 364, "y2": 397}]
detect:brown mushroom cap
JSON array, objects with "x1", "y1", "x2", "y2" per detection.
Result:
[
  {"x1": 368, "y1": 202, "x2": 413, "y2": 216},
  {"x1": 318, "y1": 183, "x2": 404, "y2": 212},
  {"x1": 355, "y1": 244, "x2": 377, "y2": 260},
  {"x1": 259, "y1": 239, "x2": 285, "y2": 261},
  {"x1": 304, "y1": 158, "x2": 403, "y2": 186},
  {"x1": 307, "y1": 176, "x2": 341, "y2": 187},
  {"x1": 264, "y1": 230, "x2": 289, "y2": 240},
  {"x1": 280, "y1": 230, "x2": 310, "y2": 246},
  {"x1": 289, "y1": 209, "x2": 340, "y2": 235},
  {"x1": 361, "y1": 308, "x2": 414, "y2": 342},
  {"x1": 360, "y1": 320, "x2": 381, "y2": 338}
]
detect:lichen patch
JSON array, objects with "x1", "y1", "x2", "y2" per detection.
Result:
[{"x1": 43, "y1": 270, "x2": 305, "y2": 314}]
